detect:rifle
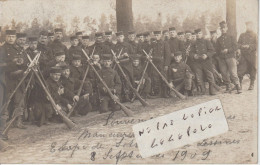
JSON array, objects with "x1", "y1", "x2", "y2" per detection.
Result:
[
  {"x1": 112, "y1": 48, "x2": 123, "y2": 70},
  {"x1": 2, "y1": 71, "x2": 34, "y2": 137},
  {"x1": 130, "y1": 49, "x2": 152, "y2": 102},
  {"x1": 82, "y1": 49, "x2": 134, "y2": 117},
  {"x1": 184, "y1": 43, "x2": 191, "y2": 63},
  {"x1": 143, "y1": 49, "x2": 186, "y2": 99},
  {"x1": 27, "y1": 54, "x2": 76, "y2": 129},
  {"x1": 0, "y1": 54, "x2": 39, "y2": 116},
  {"x1": 111, "y1": 50, "x2": 149, "y2": 107}
]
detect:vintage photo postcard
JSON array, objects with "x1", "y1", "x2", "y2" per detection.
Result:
[{"x1": 0, "y1": 0, "x2": 258, "y2": 164}]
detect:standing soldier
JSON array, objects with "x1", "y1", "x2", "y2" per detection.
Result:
[
  {"x1": 89, "y1": 32, "x2": 110, "y2": 58},
  {"x1": 67, "y1": 36, "x2": 81, "y2": 64},
  {"x1": 76, "y1": 31, "x2": 83, "y2": 47},
  {"x1": 82, "y1": 35, "x2": 91, "y2": 51},
  {"x1": 138, "y1": 32, "x2": 152, "y2": 63},
  {"x1": 136, "y1": 33, "x2": 144, "y2": 43},
  {"x1": 177, "y1": 32, "x2": 185, "y2": 42},
  {"x1": 216, "y1": 21, "x2": 241, "y2": 94},
  {"x1": 150, "y1": 30, "x2": 171, "y2": 98},
  {"x1": 237, "y1": 21, "x2": 257, "y2": 90},
  {"x1": 104, "y1": 31, "x2": 115, "y2": 50},
  {"x1": 16, "y1": 33, "x2": 27, "y2": 50},
  {"x1": 48, "y1": 28, "x2": 68, "y2": 57},
  {"x1": 168, "y1": 27, "x2": 185, "y2": 59},
  {"x1": 127, "y1": 31, "x2": 138, "y2": 53},
  {"x1": 190, "y1": 29, "x2": 216, "y2": 95},
  {"x1": 26, "y1": 37, "x2": 39, "y2": 59},
  {"x1": 47, "y1": 32, "x2": 55, "y2": 46},
  {"x1": 163, "y1": 30, "x2": 170, "y2": 41},
  {"x1": 97, "y1": 54, "x2": 122, "y2": 113},
  {"x1": 191, "y1": 32, "x2": 197, "y2": 43},
  {"x1": 184, "y1": 31, "x2": 194, "y2": 68}
]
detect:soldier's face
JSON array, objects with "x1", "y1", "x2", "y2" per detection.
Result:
[
  {"x1": 103, "y1": 60, "x2": 112, "y2": 68},
  {"x1": 77, "y1": 35, "x2": 83, "y2": 41},
  {"x1": 6, "y1": 35, "x2": 16, "y2": 44},
  {"x1": 211, "y1": 33, "x2": 217, "y2": 39},
  {"x1": 192, "y1": 35, "x2": 196, "y2": 41},
  {"x1": 55, "y1": 55, "x2": 65, "y2": 62},
  {"x1": 174, "y1": 55, "x2": 182, "y2": 63},
  {"x1": 39, "y1": 35, "x2": 48, "y2": 45},
  {"x1": 155, "y1": 34, "x2": 162, "y2": 40},
  {"x1": 71, "y1": 39, "x2": 79, "y2": 46},
  {"x1": 220, "y1": 26, "x2": 228, "y2": 33},
  {"x1": 48, "y1": 36, "x2": 54, "y2": 42},
  {"x1": 50, "y1": 73, "x2": 61, "y2": 82},
  {"x1": 82, "y1": 39, "x2": 90, "y2": 46},
  {"x1": 117, "y1": 35, "x2": 124, "y2": 43},
  {"x1": 29, "y1": 41, "x2": 38, "y2": 50},
  {"x1": 138, "y1": 36, "x2": 144, "y2": 42},
  {"x1": 144, "y1": 36, "x2": 150, "y2": 42},
  {"x1": 96, "y1": 36, "x2": 103, "y2": 43},
  {"x1": 133, "y1": 60, "x2": 140, "y2": 67},
  {"x1": 185, "y1": 33, "x2": 192, "y2": 40},
  {"x1": 169, "y1": 30, "x2": 177, "y2": 38},
  {"x1": 62, "y1": 69, "x2": 70, "y2": 78},
  {"x1": 92, "y1": 55, "x2": 100, "y2": 63},
  {"x1": 16, "y1": 37, "x2": 26, "y2": 47},
  {"x1": 179, "y1": 35, "x2": 185, "y2": 41},
  {"x1": 72, "y1": 60, "x2": 81, "y2": 67},
  {"x1": 55, "y1": 32, "x2": 63, "y2": 40},
  {"x1": 196, "y1": 32, "x2": 203, "y2": 39},
  {"x1": 105, "y1": 35, "x2": 112, "y2": 41},
  {"x1": 128, "y1": 34, "x2": 135, "y2": 41}
]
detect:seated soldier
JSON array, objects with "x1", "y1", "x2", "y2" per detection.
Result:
[
  {"x1": 58, "y1": 62, "x2": 92, "y2": 116},
  {"x1": 70, "y1": 54, "x2": 85, "y2": 80},
  {"x1": 44, "y1": 51, "x2": 66, "y2": 77},
  {"x1": 46, "y1": 66, "x2": 73, "y2": 122},
  {"x1": 132, "y1": 54, "x2": 151, "y2": 99},
  {"x1": 67, "y1": 36, "x2": 84, "y2": 64},
  {"x1": 97, "y1": 54, "x2": 122, "y2": 113},
  {"x1": 169, "y1": 51, "x2": 195, "y2": 96}
]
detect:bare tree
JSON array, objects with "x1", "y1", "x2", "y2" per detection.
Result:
[
  {"x1": 116, "y1": 0, "x2": 134, "y2": 34},
  {"x1": 226, "y1": 0, "x2": 237, "y2": 39}
]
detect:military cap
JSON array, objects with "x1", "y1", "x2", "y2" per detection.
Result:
[
  {"x1": 136, "y1": 33, "x2": 143, "y2": 37},
  {"x1": 194, "y1": 29, "x2": 202, "y2": 33},
  {"x1": 82, "y1": 35, "x2": 90, "y2": 39},
  {"x1": 128, "y1": 31, "x2": 135, "y2": 35},
  {"x1": 16, "y1": 33, "x2": 27, "y2": 38},
  {"x1": 55, "y1": 51, "x2": 65, "y2": 57},
  {"x1": 76, "y1": 31, "x2": 83, "y2": 36},
  {"x1": 49, "y1": 66, "x2": 62, "y2": 74},
  {"x1": 153, "y1": 31, "x2": 161, "y2": 35},
  {"x1": 185, "y1": 30, "x2": 192, "y2": 34},
  {"x1": 102, "y1": 54, "x2": 112, "y2": 60},
  {"x1": 177, "y1": 32, "x2": 184, "y2": 35},
  {"x1": 163, "y1": 30, "x2": 169, "y2": 34},
  {"x1": 6, "y1": 30, "x2": 16, "y2": 35},
  {"x1": 131, "y1": 54, "x2": 141, "y2": 60},
  {"x1": 210, "y1": 30, "x2": 217, "y2": 34},
  {"x1": 56, "y1": 61, "x2": 70, "y2": 69},
  {"x1": 72, "y1": 54, "x2": 82, "y2": 60},
  {"x1": 116, "y1": 31, "x2": 124, "y2": 36},
  {"x1": 70, "y1": 35, "x2": 78, "y2": 41},
  {"x1": 219, "y1": 21, "x2": 227, "y2": 28},
  {"x1": 48, "y1": 32, "x2": 54, "y2": 36},
  {"x1": 39, "y1": 30, "x2": 48, "y2": 36},
  {"x1": 54, "y1": 28, "x2": 63, "y2": 33},
  {"x1": 28, "y1": 37, "x2": 38, "y2": 42},
  {"x1": 192, "y1": 32, "x2": 196, "y2": 35},
  {"x1": 95, "y1": 32, "x2": 103, "y2": 37},
  {"x1": 169, "y1": 27, "x2": 176, "y2": 31},
  {"x1": 105, "y1": 31, "x2": 112, "y2": 35},
  {"x1": 143, "y1": 32, "x2": 150, "y2": 37},
  {"x1": 175, "y1": 51, "x2": 182, "y2": 56}
]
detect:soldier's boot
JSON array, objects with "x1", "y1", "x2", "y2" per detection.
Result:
[
  {"x1": 239, "y1": 77, "x2": 243, "y2": 90},
  {"x1": 209, "y1": 83, "x2": 217, "y2": 95},
  {"x1": 248, "y1": 80, "x2": 254, "y2": 90},
  {"x1": 15, "y1": 116, "x2": 27, "y2": 129},
  {"x1": 236, "y1": 84, "x2": 242, "y2": 94},
  {"x1": 224, "y1": 84, "x2": 232, "y2": 93},
  {"x1": 198, "y1": 85, "x2": 205, "y2": 95}
]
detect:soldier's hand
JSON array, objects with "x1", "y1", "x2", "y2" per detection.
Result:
[
  {"x1": 169, "y1": 82, "x2": 174, "y2": 88},
  {"x1": 67, "y1": 104, "x2": 72, "y2": 110},
  {"x1": 73, "y1": 95, "x2": 79, "y2": 102},
  {"x1": 135, "y1": 80, "x2": 140, "y2": 84},
  {"x1": 194, "y1": 54, "x2": 199, "y2": 59},
  {"x1": 202, "y1": 54, "x2": 207, "y2": 60},
  {"x1": 142, "y1": 79, "x2": 145, "y2": 84},
  {"x1": 103, "y1": 87, "x2": 107, "y2": 93},
  {"x1": 172, "y1": 68, "x2": 177, "y2": 72},
  {"x1": 13, "y1": 70, "x2": 24, "y2": 75},
  {"x1": 122, "y1": 53, "x2": 129, "y2": 58},
  {"x1": 164, "y1": 66, "x2": 168, "y2": 72},
  {"x1": 56, "y1": 104, "x2": 62, "y2": 111},
  {"x1": 83, "y1": 93, "x2": 89, "y2": 100},
  {"x1": 222, "y1": 49, "x2": 228, "y2": 54},
  {"x1": 113, "y1": 95, "x2": 120, "y2": 101}
]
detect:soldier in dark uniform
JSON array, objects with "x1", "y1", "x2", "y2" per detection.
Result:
[
  {"x1": 177, "y1": 32, "x2": 185, "y2": 42},
  {"x1": 163, "y1": 30, "x2": 170, "y2": 41},
  {"x1": 184, "y1": 31, "x2": 194, "y2": 69},
  {"x1": 190, "y1": 29, "x2": 216, "y2": 95},
  {"x1": 237, "y1": 21, "x2": 257, "y2": 90},
  {"x1": 26, "y1": 37, "x2": 39, "y2": 59},
  {"x1": 132, "y1": 54, "x2": 151, "y2": 99},
  {"x1": 97, "y1": 54, "x2": 121, "y2": 113},
  {"x1": 150, "y1": 30, "x2": 171, "y2": 97},
  {"x1": 47, "y1": 32, "x2": 55, "y2": 46},
  {"x1": 216, "y1": 21, "x2": 241, "y2": 93},
  {"x1": 137, "y1": 32, "x2": 152, "y2": 63},
  {"x1": 127, "y1": 31, "x2": 138, "y2": 53},
  {"x1": 48, "y1": 28, "x2": 68, "y2": 57},
  {"x1": 59, "y1": 62, "x2": 92, "y2": 116},
  {"x1": 136, "y1": 33, "x2": 144, "y2": 43},
  {"x1": 88, "y1": 32, "x2": 110, "y2": 58},
  {"x1": 70, "y1": 55, "x2": 85, "y2": 80},
  {"x1": 168, "y1": 27, "x2": 185, "y2": 59},
  {"x1": 76, "y1": 31, "x2": 83, "y2": 47},
  {"x1": 67, "y1": 36, "x2": 82, "y2": 64},
  {"x1": 191, "y1": 32, "x2": 197, "y2": 43},
  {"x1": 81, "y1": 35, "x2": 91, "y2": 54},
  {"x1": 104, "y1": 31, "x2": 115, "y2": 50},
  {"x1": 16, "y1": 33, "x2": 27, "y2": 50},
  {"x1": 169, "y1": 51, "x2": 194, "y2": 96}
]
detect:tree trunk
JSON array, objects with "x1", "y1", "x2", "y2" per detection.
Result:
[
  {"x1": 116, "y1": 0, "x2": 134, "y2": 35},
  {"x1": 226, "y1": 0, "x2": 237, "y2": 39}
]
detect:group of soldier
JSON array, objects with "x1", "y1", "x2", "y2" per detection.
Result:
[{"x1": 0, "y1": 20, "x2": 257, "y2": 141}]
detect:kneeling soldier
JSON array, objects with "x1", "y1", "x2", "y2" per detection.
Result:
[
  {"x1": 169, "y1": 51, "x2": 195, "y2": 96},
  {"x1": 97, "y1": 54, "x2": 122, "y2": 113}
]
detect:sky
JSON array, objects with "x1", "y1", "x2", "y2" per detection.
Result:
[{"x1": 0, "y1": 0, "x2": 258, "y2": 35}]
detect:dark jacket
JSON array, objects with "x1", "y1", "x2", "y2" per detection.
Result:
[{"x1": 216, "y1": 33, "x2": 237, "y2": 59}]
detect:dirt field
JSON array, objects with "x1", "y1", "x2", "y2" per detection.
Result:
[{"x1": 0, "y1": 78, "x2": 257, "y2": 164}]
